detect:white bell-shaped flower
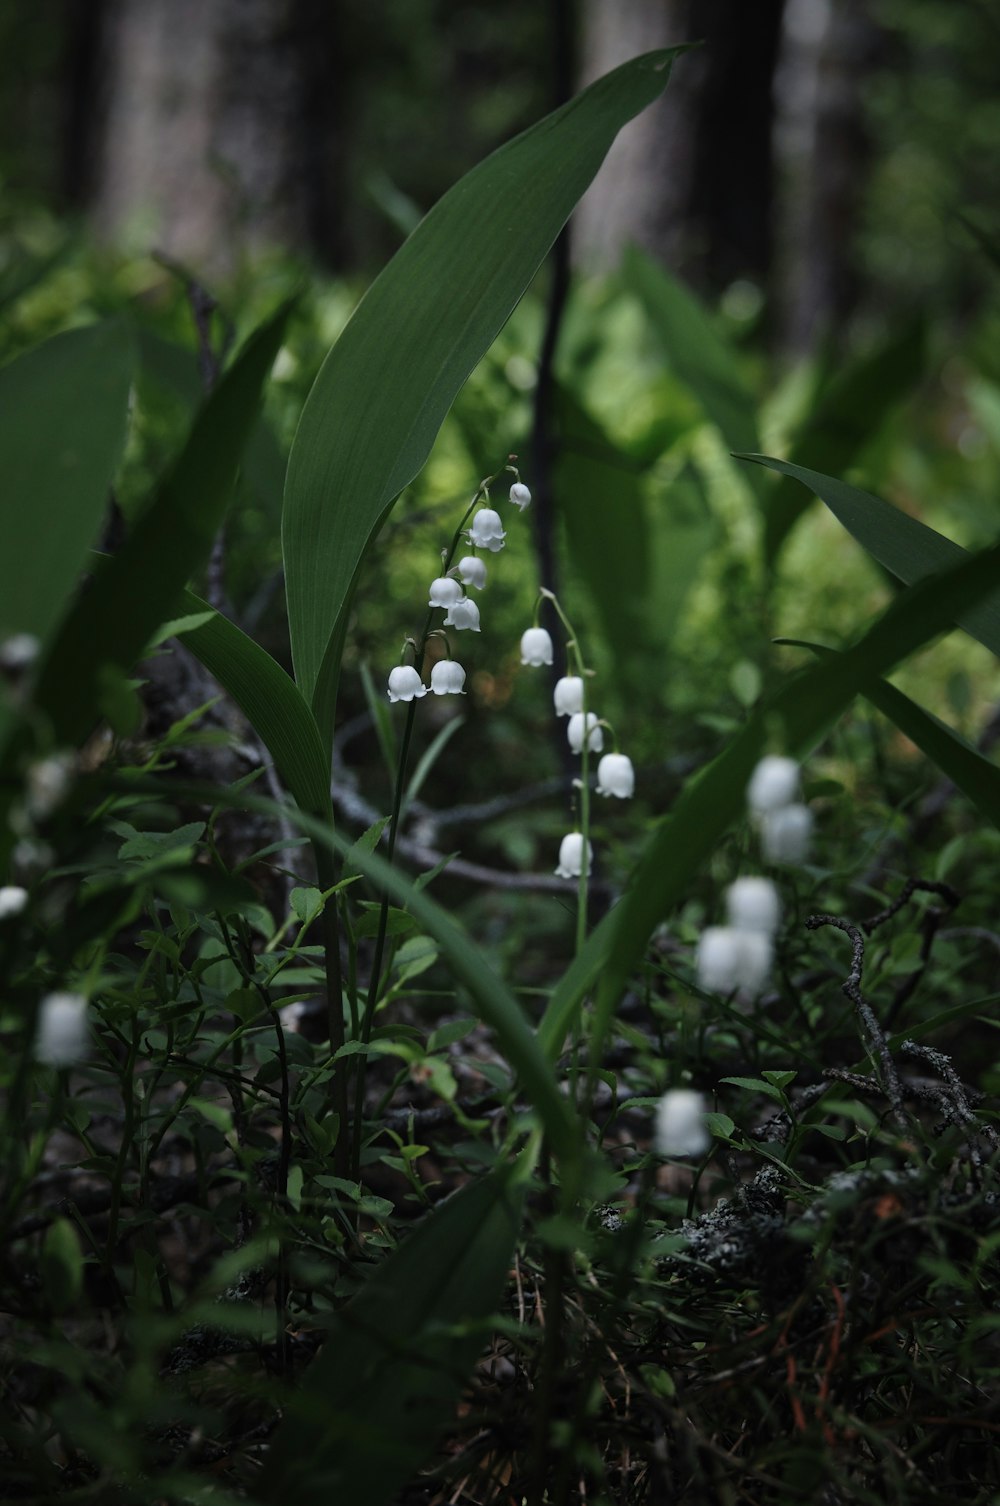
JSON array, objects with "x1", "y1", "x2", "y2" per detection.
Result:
[
  {"x1": 761, "y1": 804, "x2": 813, "y2": 865},
  {"x1": 387, "y1": 665, "x2": 428, "y2": 702},
  {"x1": 567, "y1": 712, "x2": 603, "y2": 754},
  {"x1": 555, "y1": 832, "x2": 593, "y2": 879},
  {"x1": 655, "y1": 1089, "x2": 710, "y2": 1158},
  {"x1": 0, "y1": 885, "x2": 28, "y2": 919},
  {"x1": 428, "y1": 576, "x2": 464, "y2": 608},
  {"x1": 467, "y1": 508, "x2": 506, "y2": 552},
  {"x1": 455, "y1": 556, "x2": 487, "y2": 590},
  {"x1": 697, "y1": 926, "x2": 772, "y2": 996},
  {"x1": 520, "y1": 627, "x2": 553, "y2": 666},
  {"x1": 444, "y1": 597, "x2": 481, "y2": 632},
  {"x1": 725, "y1": 876, "x2": 780, "y2": 935},
  {"x1": 35, "y1": 992, "x2": 89, "y2": 1067},
  {"x1": 747, "y1": 755, "x2": 800, "y2": 816},
  {"x1": 509, "y1": 481, "x2": 531, "y2": 510},
  {"x1": 596, "y1": 753, "x2": 634, "y2": 798},
  {"x1": 430, "y1": 660, "x2": 466, "y2": 696},
  {"x1": 553, "y1": 676, "x2": 584, "y2": 716}
]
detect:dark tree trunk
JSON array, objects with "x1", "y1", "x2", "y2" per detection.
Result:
[
  {"x1": 574, "y1": 0, "x2": 786, "y2": 293},
  {"x1": 773, "y1": 0, "x2": 885, "y2": 355},
  {"x1": 91, "y1": 0, "x2": 320, "y2": 274}
]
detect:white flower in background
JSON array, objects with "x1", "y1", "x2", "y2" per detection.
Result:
[
  {"x1": 387, "y1": 665, "x2": 427, "y2": 702},
  {"x1": 430, "y1": 660, "x2": 466, "y2": 696},
  {"x1": 520, "y1": 627, "x2": 553, "y2": 666},
  {"x1": 444, "y1": 597, "x2": 481, "y2": 632},
  {"x1": 596, "y1": 753, "x2": 634, "y2": 798},
  {"x1": 655, "y1": 1089, "x2": 710, "y2": 1158},
  {"x1": 34, "y1": 992, "x2": 89, "y2": 1067},
  {"x1": 761, "y1": 804, "x2": 813, "y2": 865},
  {"x1": 0, "y1": 633, "x2": 40, "y2": 672},
  {"x1": 26, "y1": 753, "x2": 74, "y2": 819},
  {"x1": 455, "y1": 556, "x2": 487, "y2": 589},
  {"x1": 725, "y1": 876, "x2": 780, "y2": 935},
  {"x1": 553, "y1": 676, "x2": 584, "y2": 716},
  {"x1": 555, "y1": 832, "x2": 593, "y2": 879},
  {"x1": 747, "y1": 755, "x2": 800, "y2": 816},
  {"x1": 0, "y1": 885, "x2": 28, "y2": 919},
  {"x1": 697, "y1": 926, "x2": 772, "y2": 996},
  {"x1": 509, "y1": 481, "x2": 531, "y2": 510},
  {"x1": 428, "y1": 576, "x2": 464, "y2": 609},
  {"x1": 567, "y1": 711, "x2": 603, "y2": 754},
  {"x1": 467, "y1": 508, "x2": 506, "y2": 552}
]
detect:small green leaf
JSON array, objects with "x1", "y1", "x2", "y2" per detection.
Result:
[{"x1": 721, "y1": 1075, "x2": 785, "y2": 1104}]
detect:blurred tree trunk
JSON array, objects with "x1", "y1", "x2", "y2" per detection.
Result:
[
  {"x1": 92, "y1": 0, "x2": 337, "y2": 274},
  {"x1": 573, "y1": 0, "x2": 786, "y2": 292},
  {"x1": 772, "y1": 0, "x2": 885, "y2": 355}
]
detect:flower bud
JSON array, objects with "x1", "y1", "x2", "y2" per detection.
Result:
[
  {"x1": 553, "y1": 676, "x2": 584, "y2": 717},
  {"x1": 567, "y1": 711, "x2": 603, "y2": 754},
  {"x1": 430, "y1": 660, "x2": 466, "y2": 696},
  {"x1": 35, "y1": 992, "x2": 89, "y2": 1067},
  {"x1": 747, "y1": 755, "x2": 800, "y2": 816},
  {"x1": 467, "y1": 508, "x2": 506, "y2": 552},
  {"x1": 725, "y1": 876, "x2": 780, "y2": 934},
  {"x1": 387, "y1": 665, "x2": 427, "y2": 702},
  {"x1": 555, "y1": 832, "x2": 593, "y2": 879},
  {"x1": 444, "y1": 597, "x2": 481, "y2": 632},
  {"x1": 697, "y1": 926, "x2": 772, "y2": 996},
  {"x1": 596, "y1": 753, "x2": 634, "y2": 798},
  {"x1": 761, "y1": 804, "x2": 813, "y2": 866},
  {"x1": 0, "y1": 885, "x2": 28, "y2": 919},
  {"x1": 509, "y1": 481, "x2": 531, "y2": 510},
  {"x1": 520, "y1": 627, "x2": 553, "y2": 666},
  {"x1": 455, "y1": 556, "x2": 487, "y2": 590},
  {"x1": 428, "y1": 576, "x2": 464, "y2": 608},
  {"x1": 655, "y1": 1089, "x2": 710, "y2": 1158}
]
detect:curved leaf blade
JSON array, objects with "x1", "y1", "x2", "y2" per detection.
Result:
[
  {"x1": 743, "y1": 454, "x2": 1000, "y2": 654},
  {"x1": 178, "y1": 591, "x2": 331, "y2": 820},
  {"x1": 0, "y1": 320, "x2": 134, "y2": 646},
  {"x1": 282, "y1": 49, "x2": 686, "y2": 736},
  {"x1": 32, "y1": 304, "x2": 291, "y2": 747},
  {"x1": 258, "y1": 1165, "x2": 525, "y2": 1506}
]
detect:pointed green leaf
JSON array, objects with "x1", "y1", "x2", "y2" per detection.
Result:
[
  {"x1": 762, "y1": 321, "x2": 926, "y2": 565},
  {"x1": 178, "y1": 590, "x2": 331, "y2": 820},
  {"x1": 743, "y1": 454, "x2": 1000, "y2": 654},
  {"x1": 31, "y1": 303, "x2": 291, "y2": 748},
  {"x1": 282, "y1": 49, "x2": 687, "y2": 740},
  {"x1": 0, "y1": 320, "x2": 133, "y2": 645},
  {"x1": 259, "y1": 1166, "x2": 525, "y2": 1506},
  {"x1": 782, "y1": 636, "x2": 1000, "y2": 830}
]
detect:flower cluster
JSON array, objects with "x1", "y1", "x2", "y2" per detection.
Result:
[
  {"x1": 655, "y1": 1087, "x2": 710, "y2": 1158},
  {"x1": 387, "y1": 467, "x2": 530, "y2": 702},
  {"x1": 517, "y1": 609, "x2": 636, "y2": 878},
  {"x1": 747, "y1": 754, "x2": 813, "y2": 866},
  {"x1": 695, "y1": 755, "x2": 814, "y2": 998}
]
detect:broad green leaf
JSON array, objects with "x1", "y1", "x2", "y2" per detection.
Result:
[
  {"x1": 282, "y1": 49, "x2": 686, "y2": 742},
  {"x1": 0, "y1": 320, "x2": 133, "y2": 645},
  {"x1": 623, "y1": 243, "x2": 760, "y2": 458},
  {"x1": 762, "y1": 321, "x2": 925, "y2": 566},
  {"x1": 743, "y1": 455, "x2": 1000, "y2": 654},
  {"x1": 258, "y1": 1165, "x2": 525, "y2": 1506},
  {"x1": 178, "y1": 589, "x2": 332, "y2": 820},
  {"x1": 589, "y1": 535, "x2": 1000, "y2": 1057},
  {"x1": 30, "y1": 303, "x2": 291, "y2": 749}
]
